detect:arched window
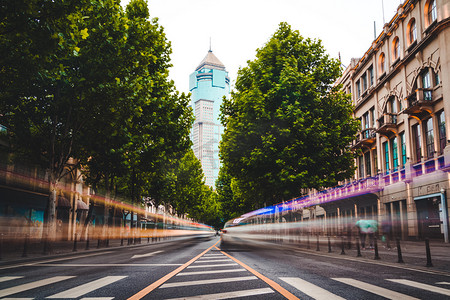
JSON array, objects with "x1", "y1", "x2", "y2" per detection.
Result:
[
  {"x1": 425, "y1": 0, "x2": 437, "y2": 27},
  {"x1": 392, "y1": 37, "x2": 400, "y2": 61},
  {"x1": 407, "y1": 18, "x2": 417, "y2": 45},
  {"x1": 379, "y1": 53, "x2": 386, "y2": 74}
]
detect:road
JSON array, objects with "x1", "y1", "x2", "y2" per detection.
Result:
[{"x1": 0, "y1": 235, "x2": 449, "y2": 299}]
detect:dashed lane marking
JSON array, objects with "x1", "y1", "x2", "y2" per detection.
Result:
[{"x1": 131, "y1": 250, "x2": 163, "y2": 259}]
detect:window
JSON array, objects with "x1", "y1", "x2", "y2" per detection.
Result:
[
  {"x1": 379, "y1": 53, "x2": 386, "y2": 74},
  {"x1": 392, "y1": 37, "x2": 400, "y2": 61},
  {"x1": 359, "y1": 156, "x2": 364, "y2": 178},
  {"x1": 384, "y1": 141, "x2": 390, "y2": 173},
  {"x1": 368, "y1": 66, "x2": 374, "y2": 86},
  {"x1": 434, "y1": 71, "x2": 440, "y2": 86},
  {"x1": 422, "y1": 69, "x2": 432, "y2": 100},
  {"x1": 362, "y1": 73, "x2": 367, "y2": 91},
  {"x1": 370, "y1": 107, "x2": 375, "y2": 128},
  {"x1": 426, "y1": 0, "x2": 437, "y2": 26},
  {"x1": 365, "y1": 152, "x2": 371, "y2": 177},
  {"x1": 392, "y1": 137, "x2": 398, "y2": 171},
  {"x1": 363, "y1": 112, "x2": 370, "y2": 129},
  {"x1": 356, "y1": 80, "x2": 361, "y2": 98},
  {"x1": 400, "y1": 132, "x2": 407, "y2": 166},
  {"x1": 438, "y1": 111, "x2": 446, "y2": 154},
  {"x1": 413, "y1": 124, "x2": 422, "y2": 162},
  {"x1": 408, "y1": 19, "x2": 417, "y2": 45},
  {"x1": 425, "y1": 118, "x2": 435, "y2": 159}
]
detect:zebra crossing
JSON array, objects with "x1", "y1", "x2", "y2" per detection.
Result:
[{"x1": 1, "y1": 251, "x2": 449, "y2": 299}]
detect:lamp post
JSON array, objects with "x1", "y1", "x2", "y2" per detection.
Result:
[{"x1": 440, "y1": 188, "x2": 449, "y2": 243}]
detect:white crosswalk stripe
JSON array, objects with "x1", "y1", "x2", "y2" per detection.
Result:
[
  {"x1": 333, "y1": 278, "x2": 419, "y2": 300},
  {"x1": 0, "y1": 276, "x2": 75, "y2": 298},
  {"x1": 46, "y1": 276, "x2": 127, "y2": 298},
  {"x1": 177, "y1": 269, "x2": 247, "y2": 276},
  {"x1": 193, "y1": 259, "x2": 231, "y2": 263},
  {"x1": 186, "y1": 263, "x2": 238, "y2": 268},
  {"x1": 164, "y1": 287, "x2": 275, "y2": 300},
  {"x1": 0, "y1": 276, "x2": 23, "y2": 283},
  {"x1": 387, "y1": 279, "x2": 450, "y2": 296},
  {"x1": 160, "y1": 276, "x2": 258, "y2": 288},
  {"x1": 280, "y1": 277, "x2": 345, "y2": 300}
]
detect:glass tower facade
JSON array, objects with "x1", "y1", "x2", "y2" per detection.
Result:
[{"x1": 189, "y1": 50, "x2": 230, "y2": 187}]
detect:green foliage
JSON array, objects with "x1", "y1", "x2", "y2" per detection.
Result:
[{"x1": 220, "y1": 22, "x2": 359, "y2": 210}]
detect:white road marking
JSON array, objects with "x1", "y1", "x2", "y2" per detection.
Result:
[
  {"x1": 0, "y1": 276, "x2": 23, "y2": 283},
  {"x1": 165, "y1": 287, "x2": 274, "y2": 299},
  {"x1": 47, "y1": 276, "x2": 127, "y2": 298},
  {"x1": 0, "y1": 252, "x2": 114, "y2": 270},
  {"x1": 177, "y1": 269, "x2": 247, "y2": 276},
  {"x1": 387, "y1": 279, "x2": 450, "y2": 296},
  {"x1": 437, "y1": 282, "x2": 450, "y2": 285},
  {"x1": 333, "y1": 278, "x2": 419, "y2": 300},
  {"x1": 186, "y1": 263, "x2": 238, "y2": 268},
  {"x1": 35, "y1": 263, "x2": 182, "y2": 267},
  {"x1": 81, "y1": 298, "x2": 114, "y2": 300},
  {"x1": 0, "y1": 276, "x2": 75, "y2": 298},
  {"x1": 281, "y1": 277, "x2": 345, "y2": 300},
  {"x1": 193, "y1": 259, "x2": 231, "y2": 263},
  {"x1": 160, "y1": 276, "x2": 258, "y2": 288},
  {"x1": 131, "y1": 250, "x2": 163, "y2": 259},
  {"x1": 200, "y1": 255, "x2": 225, "y2": 258}
]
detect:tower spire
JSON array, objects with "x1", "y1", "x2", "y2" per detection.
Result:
[{"x1": 209, "y1": 37, "x2": 212, "y2": 52}]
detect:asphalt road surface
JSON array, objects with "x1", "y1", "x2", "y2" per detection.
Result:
[{"x1": 0, "y1": 235, "x2": 449, "y2": 299}]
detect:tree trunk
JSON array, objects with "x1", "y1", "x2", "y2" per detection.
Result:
[{"x1": 46, "y1": 186, "x2": 57, "y2": 241}]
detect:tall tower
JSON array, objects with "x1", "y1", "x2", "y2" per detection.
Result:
[{"x1": 190, "y1": 50, "x2": 230, "y2": 187}]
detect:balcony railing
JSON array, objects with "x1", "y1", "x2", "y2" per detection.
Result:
[
  {"x1": 377, "y1": 113, "x2": 398, "y2": 136},
  {"x1": 404, "y1": 88, "x2": 434, "y2": 115}
]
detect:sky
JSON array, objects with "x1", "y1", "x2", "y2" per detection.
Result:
[{"x1": 121, "y1": 0, "x2": 403, "y2": 94}]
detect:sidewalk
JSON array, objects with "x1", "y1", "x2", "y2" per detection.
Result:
[
  {"x1": 0, "y1": 236, "x2": 174, "y2": 265},
  {"x1": 286, "y1": 236, "x2": 450, "y2": 274}
]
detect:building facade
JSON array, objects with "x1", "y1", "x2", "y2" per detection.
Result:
[
  {"x1": 189, "y1": 50, "x2": 230, "y2": 187},
  {"x1": 291, "y1": 0, "x2": 450, "y2": 242}
]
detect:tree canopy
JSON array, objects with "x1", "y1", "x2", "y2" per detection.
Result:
[{"x1": 219, "y1": 22, "x2": 359, "y2": 210}]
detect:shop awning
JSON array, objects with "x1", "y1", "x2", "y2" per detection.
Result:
[{"x1": 57, "y1": 196, "x2": 71, "y2": 208}]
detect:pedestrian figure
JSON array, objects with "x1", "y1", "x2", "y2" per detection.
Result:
[{"x1": 356, "y1": 219, "x2": 378, "y2": 249}]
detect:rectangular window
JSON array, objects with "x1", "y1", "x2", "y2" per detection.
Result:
[
  {"x1": 365, "y1": 151, "x2": 371, "y2": 177},
  {"x1": 370, "y1": 107, "x2": 375, "y2": 128},
  {"x1": 384, "y1": 141, "x2": 390, "y2": 173},
  {"x1": 356, "y1": 80, "x2": 361, "y2": 98},
  {"x1": 368, "y1": 66, "x2": 374, "y2": 86},
  {"x1": 413, "y1": 124, "x2": 422, "y2": 162},
  {"x1": 400, "y1": 132, "x2": 407, "y2": 166},
  {"x1": 359, "y1": 156, "x2": 364, "y2": 178},
  {"x1": 392, "y1": 137, "x2": 398, "y2": 171},
  {"x1": 362, "y1": 73, "x2": 367, "y2": 91},
  {"x1": 438, "y1": 111, "x2": 446, "y2": 154},
  {"x1": 425, "y1": 118, "x2": 435, "y2": 159}
]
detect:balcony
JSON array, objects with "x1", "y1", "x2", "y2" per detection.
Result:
[
  {"x1": 352, "y1": 128, "x2": 376, "y2": 149},
  {"x1": 403, "y1": 88, "x2": 434, "y2": 117},
  {"x1": 377, "y1": 113, "x2": 398, "y2": 137}
]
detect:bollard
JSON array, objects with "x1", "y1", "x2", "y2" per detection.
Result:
[
  {"x1": 73, "y1": 233, "x2": 78, "y2": 252},
  {"x1": 43, "y1": 233, "x2": 49, "y2": 255},
  {"x1": 85, "y1": 233, "x2": 90, "y2": 250},
  {"x1": 396, "y1": 238, "x2": 404, "y2": 263},
  {"x1": 0, "y1": 233, "x2": 3, "y2": 260},
  {"x1": 22, "y1": 234, "x2": 29, "y2": 257},
  {"x1": 316, "y1": 234, "x2": 320, "y2": 251},
  {"x1": 328, "y1": 236, "x2": 332, "y2": 253},
  {"x1": 374, "y1": 236, "x2": 380, "y2": 260},
  {"x1": 97, "y1": 238, "x2": 101, "y2": 249},
  {"x1": 148, "y1": 236, "x2": 150, "y2": 243},
  {"x1": 425, "y1": 238, "x2": 433, "y2": 267},
  {"x1": 340, "y1": 236, "x2": 346, "y2": 255},
  {"x1": 306, "y1": 233, "x2": 310, "y2": 249},
  {"x1": 356, "y1": 237, "x2": 362, "y2": 257},
  {"x1": 121, "y1": 236, "x2": 123, "y2": 246}
]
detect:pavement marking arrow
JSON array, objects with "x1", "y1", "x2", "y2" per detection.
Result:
[{"x1": 131, "y1": 250, "x2": 163, "y2": 259}]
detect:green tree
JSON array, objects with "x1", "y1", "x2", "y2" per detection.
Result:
[{"x1": 220, "y1": 22, "x2": 359, "y2": 210}]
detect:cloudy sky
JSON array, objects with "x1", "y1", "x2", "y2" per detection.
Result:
[{"x1": 121, "y1": 0, "x2": 402, "y2": 94}]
